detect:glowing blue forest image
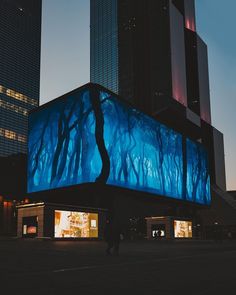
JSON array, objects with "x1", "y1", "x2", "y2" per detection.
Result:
[
  {"x1": 28, "y1": 85, "x2": 211, "y2": 205},
  {"x1": 186, "y1": 139, "x2": 211, "y2": 204}
]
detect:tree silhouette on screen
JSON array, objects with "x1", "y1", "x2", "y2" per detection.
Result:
[{"x1": 28, "y1": 86, "x2": 210, "y2": 205}]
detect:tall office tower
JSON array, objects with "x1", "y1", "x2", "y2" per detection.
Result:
[
  {"x1": 91, "y1": 0, "x2": 210, "y2": 119},
  {"x1": 90, "y1": 0, "x2": 118, "y2": 94},
  {"x1": 90, "y1": 0, "x2": 226, "y2": 191},
  {"x1": 0, "y1": 0, "x2": 42, "y2": 156}
]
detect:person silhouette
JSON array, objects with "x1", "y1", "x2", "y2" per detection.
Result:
[
  {"x1": 104, "y1": 219, "x2": 113, "y2": 255},
  {"x1": 104, "y1": 219, "x2": 121, "y2": 256}
]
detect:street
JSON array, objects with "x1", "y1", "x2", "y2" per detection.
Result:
[{"x1": 0, "y1": 239, "x2": 236, "y2": 295}]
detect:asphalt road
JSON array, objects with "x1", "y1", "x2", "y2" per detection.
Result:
[{"x1": 0, "y1": 239, "x2": 236, "y2": 295}]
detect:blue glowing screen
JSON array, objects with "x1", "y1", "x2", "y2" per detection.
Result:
[
  {"x1": 28, "y1": 85, "x2": 210, "y2": 204},
  {"x1": 186, "y1": 138, "x2": 211, "y2": 204}
]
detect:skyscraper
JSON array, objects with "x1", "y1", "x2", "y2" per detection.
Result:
[
  {"x1": 90, "y1": 0, "x2": 119, "y2": 94},
  {"x1": 91, "y1": 0, "x2": 209, "y2": 118},
  {"x1": 90, "y1": 0, "x2": 226, "y2": 191},
  {"x1": 0, "y1": 0, "x2": 42, "y2": 156}
]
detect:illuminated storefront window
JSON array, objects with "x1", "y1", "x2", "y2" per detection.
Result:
[
  {"x1": 174, "y1": 220, "x2": 192, "y2": 238},
  {"x1": 22, "y1": 216, "x2": 38, "y2": 237},
  {"x1": 54, "y1": 210, "x2": 99, "y2": 238},
  {"x1": 152, "y1": 230, "x2": 165, "y2": 238}
]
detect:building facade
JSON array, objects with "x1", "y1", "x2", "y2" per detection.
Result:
[
  {"x1": 0, "y1": 0, "x2": 42, "y2": 156},
  {"x1": 90, "y1": 0, "x2": 226, "y2": 191},
  {"x1": 27, "y1": 84, "x2": 211, "y2": 206},
  {"x1": 23, "y1": 83, "x2": 211, "y2": 238},
  {"x1": 17, "y1": 202, "x2": 106, "y2": 239},
  {"x1": 0, "y1": 153, "x2": 27, "y2": 236},
  {"x1": 90, "y1": 0, "x2": 209, "y2": 117},
  {"x1": 90, "y1": 0, "x2": 118, "y2": 94}
]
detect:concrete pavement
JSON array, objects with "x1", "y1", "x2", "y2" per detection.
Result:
[{"x1": 0, "y1": 239, "x2": 236, "y2": 295}]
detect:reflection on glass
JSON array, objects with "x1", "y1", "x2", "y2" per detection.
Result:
[{"x1": 54, "y1": 210, "x2": 98, "y2": 238}]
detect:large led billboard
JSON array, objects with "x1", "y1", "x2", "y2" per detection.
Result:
[
  {"x1": 186, "y1": 139, "x2": 211, "y2": 204},
  {"x1": 54, "y1": 210, "x2": 98, "y2": 238},
  {"x1": 28, "y1": 84, "x2": 210, "y2": 205},
  {"x1": 174, "y1": 220, "x2": 192, "y2": 238}
]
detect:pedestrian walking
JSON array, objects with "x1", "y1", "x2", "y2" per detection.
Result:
[
  {"x1": 104, "y1": 220, "x2": 122, "y2": 256},
  {"x1": 112, "y1": 224, "x2": 121, "y2": 256},
  {"x1": 104, "y1": 219, "x2": 113, "y2": 255}
]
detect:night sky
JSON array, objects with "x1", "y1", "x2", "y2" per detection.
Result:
[{"x1": 40, "y1": 0, "x2": 236, "y2": 190}]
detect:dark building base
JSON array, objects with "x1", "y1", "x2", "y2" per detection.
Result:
[{"x1": 27, "y1": 184, "x2": 204, "y2": 238}]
